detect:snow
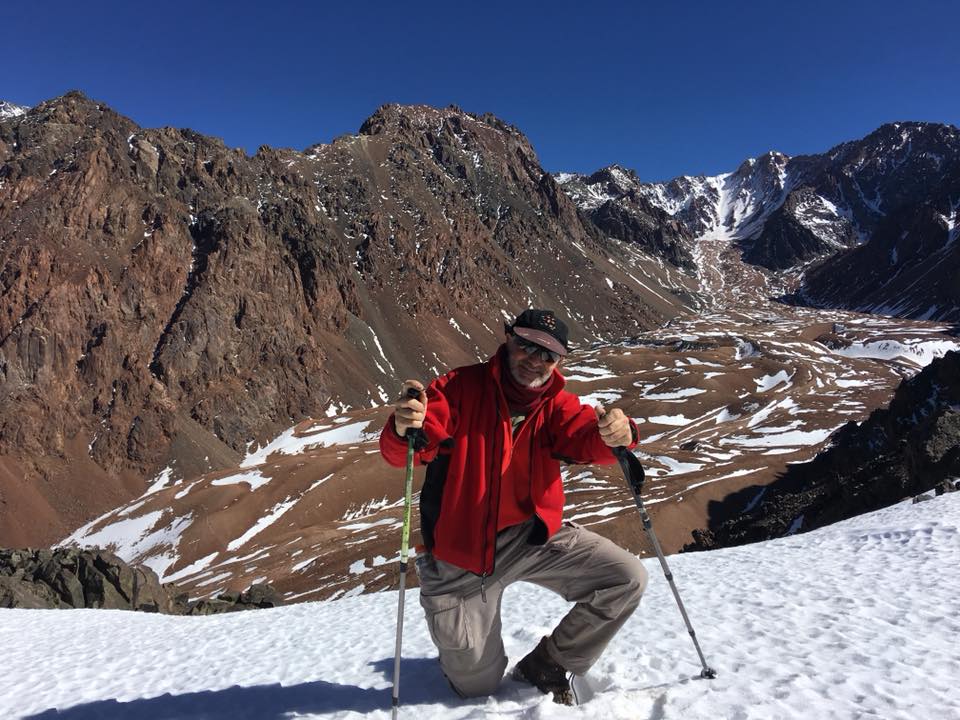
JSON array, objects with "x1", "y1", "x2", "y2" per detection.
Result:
[
  {"x1": 211, "y1": 468, "x2": 271, "y2": 491},
  {"x1": 226, "y1": 497, "x2": 299, "y2": 551},
  {"x1": 0, "y1": 101, "x2": 28, "y2": 119},
  {"x1": 163, "y1": 552, "x2": 220, "y2": 584},
  {"x1": 4, "y1": 494, "x2": 958, "y2": 719},
  {"x1": 579, "y1": 390, "x2": 622, "y2": 406},
  {"x1": 448, "y1": 317, "x2": 470, "y2": 339},
  {"x1": 61, "y1": 511, "x2": 163, "y2": 554},
  {"x1": 755, "y1": 369, "x2": 793, "y2": 391},
  {"x1": 60, "y1": 511, "x2": 194, "y2": 580},
  {"x1": 720, "y1": 427, "x2": 837, "y2": 448},
  {"x1": 241, "y1": 421, "x2": 377, "y2": 468},
  {"x1": 145, "y1": 466, "x2": 175, "y2": 494},
  {"x1": 714, "y1": 408, "x2": 741, "y2": 423},
  {"x1": 830, "y1": 339, "x2": 960, "y2": 366},
  {"x1": 944, "y1": 202, "x2": 959, "y2": 247},
  {"x1": 646, "y1": 414, "x2": 690, "y2": 426},
  {"x1": 563, "y1": 365, "x2": 617, "y2": 382},
  {"x1": 641, "y1": 388, "x2": 706, "y2": 401}
]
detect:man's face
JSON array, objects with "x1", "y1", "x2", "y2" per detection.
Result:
[{"x1": 506, "y1": 334, "x2": 561, "y2": 388}]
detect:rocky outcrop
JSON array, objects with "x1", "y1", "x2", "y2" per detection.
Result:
[
  {"x1": 0, "y1": 92, "x2": 689, "y2": 547},
  {"x1": 0, "y1": 547, "x2": 171, "y2": 611},
  {"x1": 685, "y1": 350, "x2": 960, "y2": 551},
  {"x1": 0, "y1": 547, "x2": 282, "y2": 613},
  {"x1": 174, "y1": 583, "x2": 284, "y2": 615}
]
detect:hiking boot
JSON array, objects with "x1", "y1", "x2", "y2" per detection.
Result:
[{"x1": 512, "y1": 636, "x2": 575, "y2": 706}]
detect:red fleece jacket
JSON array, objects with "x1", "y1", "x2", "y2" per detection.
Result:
[{"x1": 379, "y1": 348, "x2": 638, "y2": 575}]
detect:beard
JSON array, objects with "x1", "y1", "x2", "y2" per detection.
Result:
[{"x1": 507, "y1": 351, "x2": 554, "y2": 388}]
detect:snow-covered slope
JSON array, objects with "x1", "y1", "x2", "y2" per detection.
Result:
[
  {"x1": 0, "y1": 100, "x2": 29, "y2": 119},
  {"x1": 4, "y1": 492, "x2": 958, "y2": 719}
]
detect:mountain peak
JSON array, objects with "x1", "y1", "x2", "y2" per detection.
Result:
[
  {"x1": 0, "y1": 100, "x2": 30, "y2": 119},
  {"x1": 357, "y1": 103, "x2": 520, "y2": 139},
  {"x1": 584, "y1": 164, "x2": 639, "y2": 191}
]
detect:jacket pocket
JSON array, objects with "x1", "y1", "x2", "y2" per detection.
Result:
[{"x1": 420, "y1": 592, "x2": 471, "y2": 651}]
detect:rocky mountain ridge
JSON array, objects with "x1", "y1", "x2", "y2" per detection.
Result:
[
  {"x1": 559, "y1": 122, "x2": 960, "y2": 320},
  {"x1": 0, "y1": 91, "x2": 693, "y2": 546}
]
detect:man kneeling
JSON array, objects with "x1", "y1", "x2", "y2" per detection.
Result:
[{"x1": 379, "y1": 309, "x2": 648, "y2": 704}]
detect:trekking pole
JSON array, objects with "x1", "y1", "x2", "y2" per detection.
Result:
[
  {"x1": 613, "y1": 446, "x2": 717, "y2": 679},
  {"x1": 393, "y1": 388, "x2": 427, "y2": 719}
]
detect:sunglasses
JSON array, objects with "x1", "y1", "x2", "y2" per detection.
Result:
[{"x1": 512, "y1": 335, "x2": 561, "y2": 363}]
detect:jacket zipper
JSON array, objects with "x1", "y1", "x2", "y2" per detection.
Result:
[{"x1": 479, "y1": 387, "x2": 511, "y2": 602}]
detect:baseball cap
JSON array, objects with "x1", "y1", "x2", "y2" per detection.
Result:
[{"x1": 506, "y1": 309, "x2": 569, "y2": 356}]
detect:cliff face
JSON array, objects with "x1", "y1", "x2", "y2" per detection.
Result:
[{"x1": 0, "y1": 93, "x2": 690, "y2": 545}]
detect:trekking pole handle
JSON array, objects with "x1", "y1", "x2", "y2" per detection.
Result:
[
  {"x1": 404, "y1": 387, "x2": 428, "y2": 450},
  {"x1": 612, "y1": 446, "x2": 645, "y2": 496}
]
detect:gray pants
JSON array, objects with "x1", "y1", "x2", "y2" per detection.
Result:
[{"x1": 416, "y1": 519, "x2": 648, "y2": 697}]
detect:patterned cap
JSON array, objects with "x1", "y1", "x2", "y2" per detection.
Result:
[{"x1": 506, "y1": 309, "x2": 569, "y2": 356}]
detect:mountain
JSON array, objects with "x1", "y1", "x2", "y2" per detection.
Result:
[
  {"x1": 0, "y1": 101, "x2": 28, "y2": 120},
  {"x1": 3, "y1": 492, "x2": 959, "y2": 718},
  {"x1": 686, "y1": 349, "x2": 960, "y2": 551},
  {"x1": 559, "y1": 122, "x2": 960, "y2": 320},
  {"x1": 556, "y1": 166, "x2": 696, "y2": 270},
  {"x1": 0, "y1": 92, "x2": 694, "y2": 546},
  {"x1": 4, "y1": 94, "x2": 960, "y2": 612}
]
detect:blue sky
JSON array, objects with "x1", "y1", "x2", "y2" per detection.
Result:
[{"x1": 4, "y1": 1, "x2": 958, "y2": 181}]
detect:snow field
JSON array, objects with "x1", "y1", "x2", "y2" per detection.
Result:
[{"x1": 4, "y1": 494, "x2": 959, "y2": 719}]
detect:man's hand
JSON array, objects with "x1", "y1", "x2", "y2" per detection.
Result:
[
  {"x1": 393, "y1": 380, "x2": 427, "y2": 438},
  {"x1": 595, "y1": 404, "x2": 633, "y2": 448}
]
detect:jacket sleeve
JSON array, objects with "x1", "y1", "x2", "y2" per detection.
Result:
[
  {"x1": 379, "y1": 370, "x2": 459, "y2": 468},
  {"x1": 546, "y1": 391, "x2": 639, "y2": 465}
]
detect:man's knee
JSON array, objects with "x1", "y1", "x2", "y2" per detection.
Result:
[{"x1": 606, "y1": 555, "x2": 648, "y2": 614}]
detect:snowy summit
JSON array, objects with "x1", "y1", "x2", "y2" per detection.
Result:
[
  {"x1": 0, "y1": 100, "x2": 29, "y2": 119},
  {"x1": 3, "y1": 492, "x2": 958, "y2": 719}
]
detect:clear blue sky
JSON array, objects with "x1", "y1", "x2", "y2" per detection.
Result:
[{"x1": 4, "y1": 1, "x2": 959, "y2": 181}]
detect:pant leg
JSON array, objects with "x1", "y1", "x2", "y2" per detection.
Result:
[
  {"x1": 415, "y1": 524, "x2": 532, "y2": 697},
  {"x1": 516, "y1": 521, "x2": 648, "y2": 675}
]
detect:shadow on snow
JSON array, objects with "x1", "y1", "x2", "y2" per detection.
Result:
[{"x1": 25, "y1": 656, "x2": 466, "y2": 720}]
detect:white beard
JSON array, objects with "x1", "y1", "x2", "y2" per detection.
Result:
[{"x1": 508, "y1": 353, "x2": 553, "y2": 387}]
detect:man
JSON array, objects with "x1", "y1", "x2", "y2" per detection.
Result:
[{"x1": 379, "y1": 309, "x2": 648, "y2": 705}]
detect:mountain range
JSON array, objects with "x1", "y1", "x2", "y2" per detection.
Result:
[
  {"x1": 0, "y1": 91, "x2": 693, "y2": 545},
  {"x1": 559, "y1": 122, "x2": 960, "y2": 320},
  {"x1": 1, "y1": 92, "x2": 958, "y2": 604}
]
